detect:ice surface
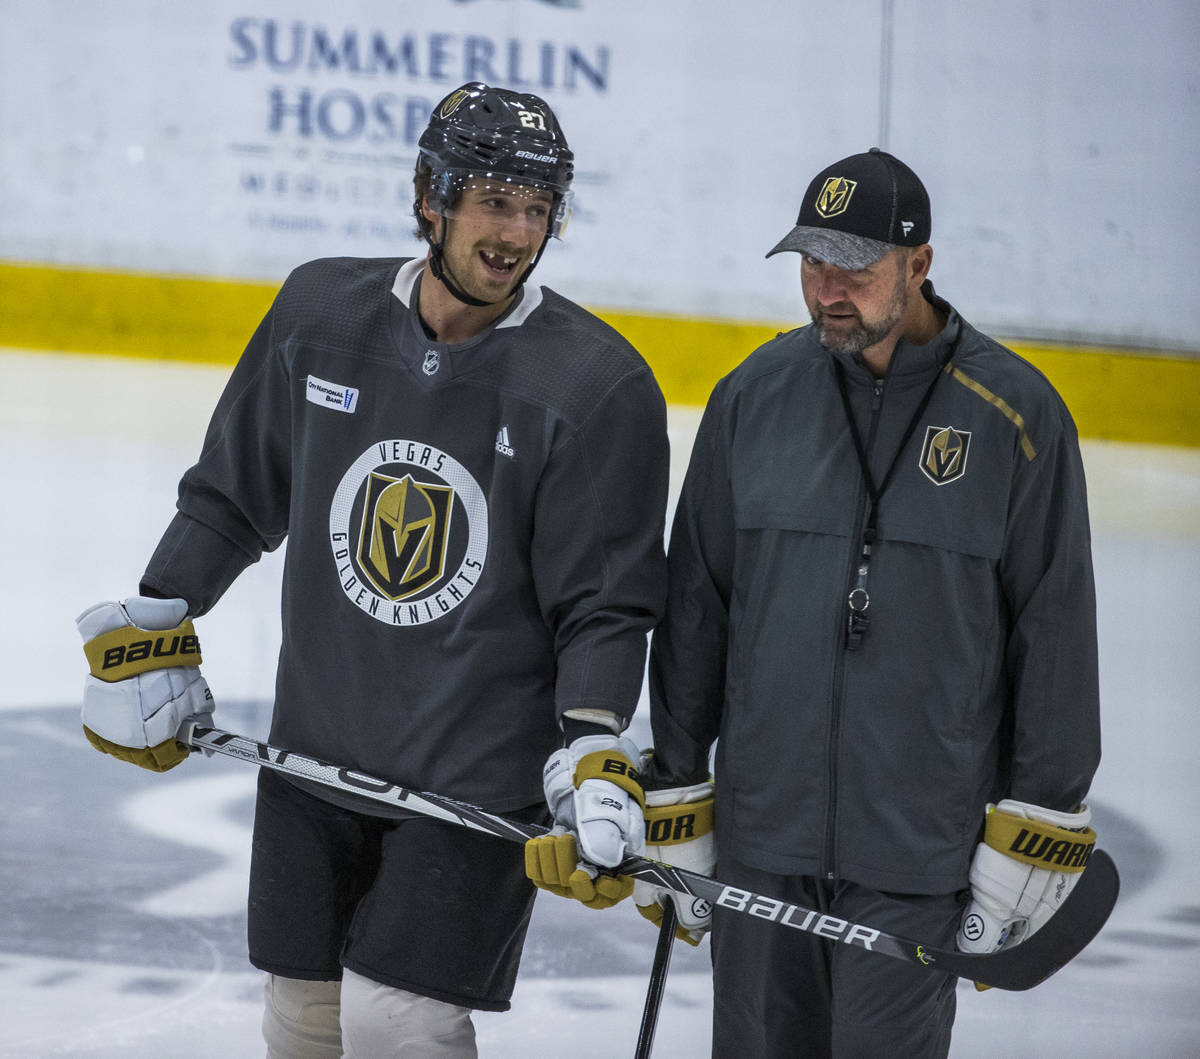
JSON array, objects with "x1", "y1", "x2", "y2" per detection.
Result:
[{"x1": 4, "y1": 350, "x2": 1198, "y2": 1057}]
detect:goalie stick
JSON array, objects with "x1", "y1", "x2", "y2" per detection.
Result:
[{"x1": 181, "y1": 722, "x2": 1119, "y2": 992}]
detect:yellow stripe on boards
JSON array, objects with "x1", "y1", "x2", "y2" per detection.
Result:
[
  {"x1": 2, "y1": 261, "x2": 1197, "y2": 447},
  {"x1": 0, "y1": 261, "x2": 276, "y2": 365}
]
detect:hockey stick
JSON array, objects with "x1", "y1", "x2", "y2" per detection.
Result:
[
  {"x1": 634, "y1": 902, "x2": 677, "y2": 1059},
  {"x1": 181, "y1": 723, "x2": 1119, "y2": 991}
]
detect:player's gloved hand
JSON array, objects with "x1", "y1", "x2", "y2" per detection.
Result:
[
  {"x1": 524, "y1": 828, "x2": 635, "y2": 909},
  {"x1": 525, "y1": 734, "x2": 645, "y2": 908},
  {"x1": 634, "y1": 753, "x2": 715, "y2": 946},
  {"x1": 956, "y1": 799, "x2": 1095, "y2": 965},
  {"x1": 77, "y1": 596, "x2": 213, "y2": 772}
]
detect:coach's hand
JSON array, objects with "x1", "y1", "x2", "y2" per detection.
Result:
[
  {"x1": 957, "y1": 798, "x2": 1096, "y2": 978},
  {"x1": 635, "y1": 762, "x2": 715, "y2": 946}
]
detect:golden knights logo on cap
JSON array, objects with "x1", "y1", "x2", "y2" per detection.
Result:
[
  {"x1": 919, "y1": 425, "x2": 971, "y2": 485},
  {"x1": 815, "y1": 176, "x2": 857, "y2": 219}
]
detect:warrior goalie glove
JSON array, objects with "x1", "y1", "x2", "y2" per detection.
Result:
[
  {"x1": 77, "y1": 596, "x2": 213, "y2": 772},
  {"x1": 957, "y1": 799, "x2": 1096, "y2": 958}
]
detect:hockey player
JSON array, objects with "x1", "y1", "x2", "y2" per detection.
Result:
[
  {"x1": 76, "y1": 82, "x2": 669, "y2": 1057},
  {"x1": 635, "y1": 149, "x2": 1102, "y2": 1056}
]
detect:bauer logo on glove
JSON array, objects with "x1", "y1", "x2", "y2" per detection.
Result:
[
  {"x1": 77, "y1": 596, "x2": 215, "y2": 773},
  {"x1": 85, "y1": 626, "x2": 202, "y2": 681}
]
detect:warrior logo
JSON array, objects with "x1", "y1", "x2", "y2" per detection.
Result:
[
  {"x1": 959, "y1": 913, "x2": 985, "y2": 944},
  {"x1": 329, "y1": 440, "x2": 488, "y2": 626},
  {"x1": 815, "y1": 176, "x2": 857, "y2": 219},
  {"x1": 919, "y1": 425, "x2": 971, "y2": 486}
]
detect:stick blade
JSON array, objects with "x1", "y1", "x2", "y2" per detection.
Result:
[{"x1": 942, "y1": 848, "x2": 1121, "y2": 990}]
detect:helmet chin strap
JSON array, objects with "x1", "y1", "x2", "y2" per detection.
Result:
[{"x1": 427, "y1": 215, "x2": 549, "y2": 308}]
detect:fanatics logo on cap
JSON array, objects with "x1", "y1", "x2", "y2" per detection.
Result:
[{"x1": 815, "y1": 176, "x2": 857, "y2": 219}]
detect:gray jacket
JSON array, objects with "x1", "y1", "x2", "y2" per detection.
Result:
[{"x1": 649, "y1": 287, "x2": 1100, "y2": 894}]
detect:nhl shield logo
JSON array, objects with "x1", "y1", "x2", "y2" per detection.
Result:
[{"x1": 919, "y1": 425, "x2": 971, "y2": 485}]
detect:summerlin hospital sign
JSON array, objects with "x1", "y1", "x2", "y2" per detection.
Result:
[{"x1": 225, "y1": 17, "x2": 612, "y2": 246}]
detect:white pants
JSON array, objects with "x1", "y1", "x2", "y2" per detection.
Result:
[{"x1": 263, "y1": 970, "x2": 477, "y2": 1058}]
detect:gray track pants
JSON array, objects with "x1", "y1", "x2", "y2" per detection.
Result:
[{"x1": 711, "y1": 858, "x2": 961, "y2": 1058}]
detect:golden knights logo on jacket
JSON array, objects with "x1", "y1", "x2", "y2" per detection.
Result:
[
  {"x1": 329, "y1": 439, "x2": 489, "y2": 626},
  {"x1": 919, "y1": 425, "x2": 971, "y2": 485}
]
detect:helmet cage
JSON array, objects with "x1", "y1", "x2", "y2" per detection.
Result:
[
  {"x1": 425, "y1": 168, "x2": 574, "y2": 240},
  {"x1": 413, "y1": 83, "x2": 574, "y2": 306}
]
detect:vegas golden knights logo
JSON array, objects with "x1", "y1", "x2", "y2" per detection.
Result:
[
  {"x1": 330, "y1": 439, "x2": 489, "y2": 627},
  {"x1": 815, "y1": 176, "x2": 857, "y2": 218},
  {"x1": 439, "y1": 88, "x2": 470, "y2": 119},
  {"x1": 359, "y1": 472, "x2": 453, "y2": 600},
  {"x1": 919, "y1": 425, "x2": 971, "y2": 485}
]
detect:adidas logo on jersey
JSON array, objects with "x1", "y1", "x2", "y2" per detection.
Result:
[{"x1": 495, "y1": 426, "x2": 515, "y2": 459}]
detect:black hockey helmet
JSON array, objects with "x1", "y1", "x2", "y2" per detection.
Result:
[
  {"x1": 413, "y1": 83, "x2": 574, "y2": 305},
  {"x1": 417, "y1": 82, "x2": 574, "y2": 214}
]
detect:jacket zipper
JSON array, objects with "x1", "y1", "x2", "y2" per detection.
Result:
[{"x1": 822, "y1": 374, "x2": 885, "y2": 882}]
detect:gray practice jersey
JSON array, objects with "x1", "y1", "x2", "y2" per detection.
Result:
[{"x1": 142, "y1": 257, "x2": 669, "y2": 811}]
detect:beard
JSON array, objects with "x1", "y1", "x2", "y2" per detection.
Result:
[{"x1": 812, "y1": 268, "x2": 909, "y2": 355}]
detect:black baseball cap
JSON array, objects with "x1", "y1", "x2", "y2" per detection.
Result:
[{"x1": 766, "y1": 148, "x2": 931, "y2": 269}]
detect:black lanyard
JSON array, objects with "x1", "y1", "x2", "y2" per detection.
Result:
[{"x1": 832, "y1": 332, "x2": 959, "y2": 650}]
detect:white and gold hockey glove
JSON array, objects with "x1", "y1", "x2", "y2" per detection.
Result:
[
  {"x1": 957, "y1": 799, "x2": 1096, "y2": 970},
  {"x1": 634, "y1": 765, "x2": 715, "y2": 946},
  {"x1": 77, "y1": 596, "x2": 213, "y2": 772},
  {"x1": 525, "y1": 734, "x2": 644, "y2": 909}
]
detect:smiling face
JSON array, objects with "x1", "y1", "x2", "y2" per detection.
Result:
[{"x1": 423, "y1": 180, "x2": 553, "y2": 304}]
